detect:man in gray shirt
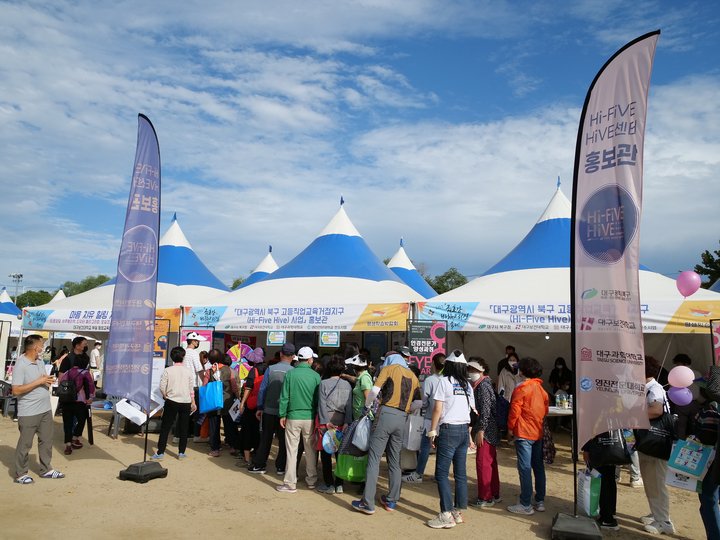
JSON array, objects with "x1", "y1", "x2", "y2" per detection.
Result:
[{"x1": 12, "y1": 334, "x2": 65, "y2": 483}]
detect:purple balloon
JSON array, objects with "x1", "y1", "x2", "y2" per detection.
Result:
[{"x1": 668, "y1": 386, "x2": 692, "y2": 407}]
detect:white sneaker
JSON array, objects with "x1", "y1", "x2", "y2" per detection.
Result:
[
  {"x1": 630, "y1": 478, "x2": 644, "y2": 488},
  {"x1": 427, "y1": 512, "x2": 456, "y2": 529},
  {"x1": 508, "y1": 503, "x2": 534, "y2": 515},
  {"x1": 644, "y1": 521, "x2": 675, "y2": 535},
  {"x1": 172, "y1": 437, "x2": 180, "y2": 444},
  {"x1": 533, "y1": 501, "x2": 545, "y2": 512},
  {"x1": 640, "y1": 514, "x2": 655, "y2": 525},
  {"x1": 402, "y1": 472, "x2": 422, "y2": 483},
  {"x1": 452, "y1": 510, "x2": 464, "y2": 524}
]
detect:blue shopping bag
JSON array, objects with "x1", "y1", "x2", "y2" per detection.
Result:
[
  {"x1": 667, "y1": 439, "x2": 715, "y2": 479},
  {"x1": 199, "y1": 380, "x2": 223, "y2": 414}
]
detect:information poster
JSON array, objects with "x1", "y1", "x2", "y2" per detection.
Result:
[
  {"x1": 408, "y1": 321, "x2": 446, "y2": 375},
  {"x1": 267, "y1": 331, "x2": 286, "y2": 346},
  {"x1": 320, "y1": 331, "x2": 339, "y2": 348},
  {"x1": 363, "y1": 332, "x2": 386, "y2": 365},
  {"x1": 153, "y1": 319, "x2": 170, "y2": 359}
]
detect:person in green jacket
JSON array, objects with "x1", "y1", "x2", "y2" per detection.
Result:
[{"x1": 276, "y1": 346, "x2": 322, "y2": 493}]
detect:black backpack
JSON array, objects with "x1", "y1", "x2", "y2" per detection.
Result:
[{"x1": 58, "y1": 371, "x2": 83, "y2": 403}]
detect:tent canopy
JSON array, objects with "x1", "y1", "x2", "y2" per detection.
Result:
[
  {"x1": 387, "y1": 239, "x2": 436, "y2": 298},
  {"x1": 236, "y1": 246, "x2": 279, "y2": 290},
  {"x1": 24, "y1": 217, "x2": 230, "y2": 332},
  {"x1": 188, "y1": 204, "x2": 421, "y2": 331},
  {"x1": 420, "y1": 185, "x2": 720, "y2": 334}
]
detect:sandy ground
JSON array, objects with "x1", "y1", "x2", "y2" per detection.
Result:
[{"x1": 0, "y1": 411, "x2": 707, "y2": 540}]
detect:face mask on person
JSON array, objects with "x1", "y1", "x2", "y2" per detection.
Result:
[
  {"x1": 83, "y1": 345, "x2": 89, "y2": 353},
  {"x1": 556, "y1": 364, "x2": 562, "y2": 369},
  {"x1": 468, "y1": 372, "x2": 480, "y2": 382}
]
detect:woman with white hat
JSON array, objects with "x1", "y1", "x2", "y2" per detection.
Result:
[{"x1": 426, "y1": 349, "x2": 476, "y2": 529}]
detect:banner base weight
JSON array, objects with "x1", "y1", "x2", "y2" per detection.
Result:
[
  {"x1": 551, "y1": 513, "x2": 602, "y2": 540},
  {"x1": 119, "y1": 461, "x2": 168, "y2": 483}
]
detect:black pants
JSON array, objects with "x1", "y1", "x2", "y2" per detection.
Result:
[
  {"x1": 158, "y1": 399, "x2": 191, "y2": 455},
  {"x1": 209, "y1": 413, "x2": 237, "y2": 452},
  {"x1": 321, "y1": 448, "x2": 343, "y2": 487},
  {"x1": 253, "y1": 413, "x2": 287, "y2": 471},
  {"x1": 596, "y1": 465, "x2": 617, "y2": 522},
  {"x1": 241, "y1": 407, "x2": 261, "y2": 452},
  {"x1": 189, "y1": 388, "x2": 201, "y2": 437},
  {"x1": 61, "y1": 401, "x2": 87, "y2": 444}
]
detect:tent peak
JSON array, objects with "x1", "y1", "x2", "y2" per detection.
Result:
[
  {"x1": 537, "y1": 185, "x2": 571, "y2": 224},
  {"x1": 317, "y1": 206, "x2": 361, "y2": 238},
  {"x1": 160, "y1": 218, "x2": 193, "y2": 249}
]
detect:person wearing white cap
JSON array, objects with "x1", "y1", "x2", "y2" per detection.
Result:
[
  {"x1": 276, "y1": 346, "x2": 321, "y2": 493},
  {"x1": 426, "y1": 349, "x2": 477, "y2": 529},
  {"x1": 183, "y1": 332, "x2": 206, "y2": 442}
]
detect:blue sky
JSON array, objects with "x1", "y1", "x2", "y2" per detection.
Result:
[{"x1": 1, "y1": 0, "x2": 719, "y2": 293}]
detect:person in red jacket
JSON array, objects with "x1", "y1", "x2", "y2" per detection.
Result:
[{"x1": 506, "y1": 357, "x2": 549, "y2": 515}]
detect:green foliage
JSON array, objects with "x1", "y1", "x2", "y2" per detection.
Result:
[
  {"x1": 426, "y1": 267, "x2": 468, "y2": 295},
  {"x1": 16, "y1": 290, "x2": 53, "y2": 307},
  {"x1": 383, "y1": 257, "x2": 391, "y2": 265},
  {"x1": 62, "y1": 275, "x2": 111, "y2": 296},
  {"x1": 232, "y1": 276, "x2": 246, "y2": 289},
  {"x1": 695, "y1": 240, "x2": 720, "y2": 289}
]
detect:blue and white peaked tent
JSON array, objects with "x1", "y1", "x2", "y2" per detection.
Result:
[
  {"x1": 189, "y1": 204, "x2": 422, "y2": 331},
  {"x1": 0, "y1": 288, "x2": 22, "y2": 317},
  {"x1": 24, "y1": 217, "x2": 230, "y2": 333},
  {"x1": 387, "y1": 239, "x2": 436, "y2": 298},
  {"x1": 50, "y1": 286, "x2": 66, "y2": 303},
  {"x1": 420, "y1": 184, "x2": 720, "y2": 368},
  {"x1": 236, "y1": 246, "x2": 279, "y2": 290}
]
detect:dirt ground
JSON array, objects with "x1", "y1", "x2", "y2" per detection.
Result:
[{"x1": 0, "y1": 412, "x2": 707, "y2": 540}]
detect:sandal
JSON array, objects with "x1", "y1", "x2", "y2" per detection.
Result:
[
  {"x1": 14, "y1": 475, "x2": 34, "y2": 484},
  {"x1": 40, "y1": 470, "x2": 65, "y2": 479}
]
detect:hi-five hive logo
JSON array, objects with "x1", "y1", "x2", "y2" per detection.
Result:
[{"x1": 581, "y1": 317, "x2": 594, "y2": 331}]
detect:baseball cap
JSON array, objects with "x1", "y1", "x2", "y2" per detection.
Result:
[
  {"x1": 297, "y1": 346, "x2": 316, "y2": 360},
  {"x1": 396, "y1": 346, "x2": 411, "y2": 357},
  {"x1": 185, "y1": 332, "x2": 207, "y2": 342},
  {"x1": 445, "y1": 349, "x2": 467, "y2": 364},
  {"x1": 281, "y1": 343, "x2": 296, "y2": 355}
]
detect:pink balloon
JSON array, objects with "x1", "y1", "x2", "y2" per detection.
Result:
[
  {"x1": 668, "y1": 386, "x2": 693, "y2": 407},
  {"x1": 677, "y1": 271, "x2": 701, "y2": 297},
  {"x1": 668, "y1": 365, "x2": 695, "y2": 388}
]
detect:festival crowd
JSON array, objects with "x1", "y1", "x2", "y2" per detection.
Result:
[{"x1": 8, "y1": 333, "x2": 720, "y2": 537}]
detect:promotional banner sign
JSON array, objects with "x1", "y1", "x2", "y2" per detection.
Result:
[
  {"x1": 572, "y1": 32, "x2": 659, "y2": 447},
  {"x1": 104, "y1": 115, "x2": 161, "y2": 413},
  {"x1": 408, "y1": 321, "x2": 447, "y2": 375},
  {"x1": 185, "y1": 303, "x2": 410, "y2": 332},
  {"x1": 24, "y1": 307, "x2": 180, "y2": 333}
]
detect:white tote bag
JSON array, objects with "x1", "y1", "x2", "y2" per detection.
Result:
[{"x1": 403, "y1": 411, "x2": 424, "y2": 451}]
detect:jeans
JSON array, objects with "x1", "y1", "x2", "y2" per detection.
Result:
[
  {"x1": 515, "y1": 437, "x2": 546, "y2": 507},
  {"x1": 699, "y1": 467, "x2": 720, "y2": 540},
  {"x1": 415, "y1": 428, "x2": 432, "y2": 476},
  {"x1": 434, "y1": 423, "x2": 470, "y2": 513}
]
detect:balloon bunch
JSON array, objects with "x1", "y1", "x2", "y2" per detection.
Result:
[{"x1": 667, "y1": 366, "x2": 694, "y2": 406}]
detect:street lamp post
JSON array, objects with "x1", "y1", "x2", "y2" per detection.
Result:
[{"x1": 8, "y1": 273, "x2": 23, "y2": 305}]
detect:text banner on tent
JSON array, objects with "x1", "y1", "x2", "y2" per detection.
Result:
[
  {"x1": 571, "y1": 31, "x2": 659, "y2": 447},
  {"x1": 23, "y1": 308, "x2": 181, "y2": 334},
  {"x1": 185, "y1": 303, "x2": 410, "y2": 332}
]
